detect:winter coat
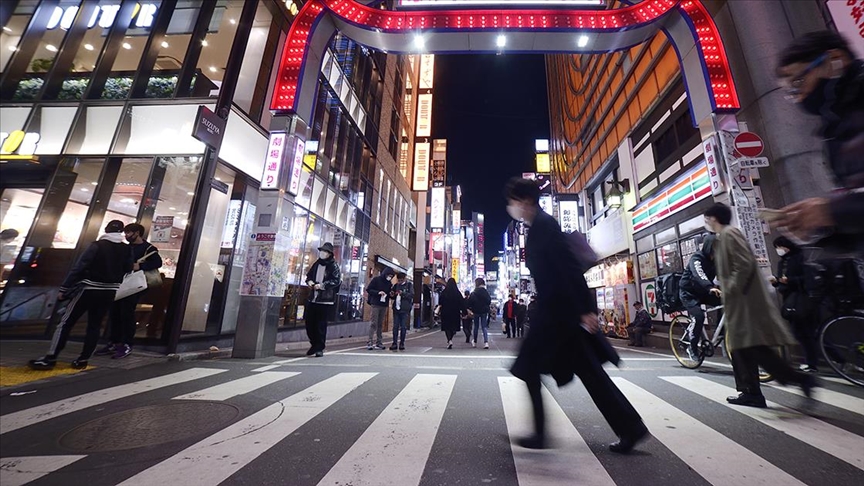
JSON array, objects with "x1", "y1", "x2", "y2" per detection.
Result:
[
  {"x1": 516, "y1": 303, "x2": 527, "y2": 324},
  {"x1": 679, "y1": 236, "x2": 719, "y2": 305},
  {"x1": 773, "y1": 249, "x2": 812, "y2": 321},
  {"x1": 467, "y1": 286, "x2": 492, "y2": 315},
  {"x1": 438, "y1": 286, "x2": 466, "y2": 333},
  {"x1": 714, "y1": 225, "x2": 797, "y2": 352},
  {"x1": 305, "y1": 257, "x2": 342, "y2": 304},
  {"x1": 630, "y1": 309, "x2": 652, "y2": 329},
  {"x1": 390, "y1": 280, "x2": 414, "y2": 313},
  {"x1": 61, "y1": 233, "x2": 132, "y2": 293},
  {"x1": 503, "y1": 300, "x2": 518, "y2": 320},
  {"x1": 510, "y1": 209, "x2": 617, "y2": 387},
  {"x1": 365, "y1": 269, "x2": 394, "y2": 307}
]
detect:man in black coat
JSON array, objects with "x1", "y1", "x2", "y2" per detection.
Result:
[
  {"x1": 365, "y1": 267, "x2": 394, "y2": 350},
  {"x1": 466, "y1": 277, "x2": 492, "y2": 348},
  {"x1": 775, "y1": 31, "x2": 864, "y2": 255},
  {"x1": 389, "y1": 272, "x2": 414, "y2": 351},
  {"x1": 679, "y1": 234, "x2": 722, "y2": 359},
  {"x1": 502, "y1": 295, "x2": 518, "y2": 338},
  {"x1": 770, "y1": 236, "x2": 818, "y2": 372},
  {"x1": 304, "y1": 242, "x2": 342, "y2": 357},
  {"x1": 506, "y1": 177, "x2": 647, "y2": 452}
]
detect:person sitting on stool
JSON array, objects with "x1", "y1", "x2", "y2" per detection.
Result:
[{"x1": 626, "y1": 302, "x2": 652, "y2": 347}]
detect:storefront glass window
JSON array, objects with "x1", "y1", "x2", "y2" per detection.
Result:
[
  {"x1": 102, "y1": 1, "x2": 164, "y2": 99},
  {"x1": 233, "y1": 0, "x2": 272, "y2": 115},
  {"x1": 26, "y1": 106, "x2": 77, "y2": 154},
  {"x1": 148, "y1": 156, "x2": 200, "y2": 279},
  {"x1": 656, "y1": 241, "x2": 683, "y2": 275},
  {"x1": 99, "y1": 158, "x2": 152, "y2": 228},
  {"x1": 145, "y1": 0, "x2": 201, "y2": 98},
  {"x1": 11, "y1": 1, "x2": 76, "y2": 100},
  {"x1": 0, "y1": 106, "x2": 32, "y2": 134},
  {"x1": 680, "y1": 236, "x2": 700, "y2": 268},
  {"x1": 53, "y1": 159, "x2": 103, "y2": 249},
  {"x1": 65, "y1": 104, "x2": 124, "y2": 154},
  {"x1": 0, "y1": 3, "x2": 37, "y2": 74},
  {"x1": 296, "y1": 165, "x2": 314, "y2": 209},
  {"x1": 638, "y1": 251, "x2": 658, "y2": 280},
  {"x1": 191, "y1": 0, "x2": 241, "y2": 99},
  {"x1": 55, "y1": 0, "x2": 123, "y2": 101},
  {"x1": 220, "y1": 193, "x2": 255, "y2": 334},
  {"x1": 114, "y1": 103, "x2": 209, "y2": 154},
  {"x1": 0, "y1": 188, "x2": 43, "y2": 294},
  {"x1": 311, "y1": 177, "x2": 326, "y2": 216}
]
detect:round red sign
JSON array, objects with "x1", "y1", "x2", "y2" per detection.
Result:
[{"x1": 734, "y1": 132, "x2": 764, "y2": 158}]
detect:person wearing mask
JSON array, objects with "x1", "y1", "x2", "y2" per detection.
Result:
[
  {"x1": 626, "y1": 302, "x2": 652, "y2": 347},
  {"x1": 515, "y1": 298, "x2": 527, "y2": 338},
  {"x1": 438, "y1": 278, "x2": 466, "y2": 349},
  {"x1": 679, "y1": 234, "x2": 722, "y2": 360},
  {"x1": 502, "y1": 295, "x2": 518, "y2": 338},
  {"x1": 467, "y1": 278, "x2": 493, "y2": 349},
  {"x1": 302, "y1": 242, "x2": 342, "y2": 357},
  {"x1": 96, "y1": 223, "x2": 162, "y2": 360},
  {"x1": 505, "y1": 177, "x2": 646, "y2": 452},
  {"x1": 29, "y1": 220, "x2": 132, "y2": 370},
  {"x1": 389, "y1": 272, "x2": 413, "y2": 351},
  {"x1": 704, "y1": 203, "x2": 815, "y2": 408},
  {"x1": 365, "y1": 267, "x2": 395, "y2": 350},
  {"x1": 770, "y1": 236, "x2": 818, "y2": 372},
  {"x1": 461, "y1": 290, "x2": 473, "y2": 343},
  {"x1": 774, "y1": 31, "x2": 864, "y2": 255}
]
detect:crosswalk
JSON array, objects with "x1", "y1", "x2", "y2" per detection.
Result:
[{"x1": 1, "y1": 366, "x2": 863, "y2": 486}]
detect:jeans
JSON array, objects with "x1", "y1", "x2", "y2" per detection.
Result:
[
  {"x1": 472, "y1": 313, "x2": 489, "y2": 343},
  {"x1": 369, "y1": 305, "x2": 387, "y2": 346},
  {"x1": 392, "y1": 311, "x2": 409, "y2": 346}
]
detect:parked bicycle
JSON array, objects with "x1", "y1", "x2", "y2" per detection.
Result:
[{"x1": 819, "y1": 310, "x2": 864, "y2": 387}]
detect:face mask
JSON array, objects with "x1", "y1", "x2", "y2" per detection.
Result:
[
  {"x1": 776, "y1": 248, "x2": 788, "y2": 257},
  {"x1": 386, "y1": 275, "x2": 393, "y2": 282},
  {"x1": 704, "y1": 223, "x2": 714, "y2": 233},
  {"x1": 507, "y1": 204, "x2": 525, "y2": 222},
  {"x1": 800, "y1": 77, "x2": 834, "y2": 115},
  {"x1": 318, "y1": 251, "x2": 329, "y2": 259},
  {"x1": 125, "y1": 234, "x2": 136, "y2": 243}
]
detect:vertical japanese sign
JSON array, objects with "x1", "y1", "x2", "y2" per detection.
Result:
[
  {"x1": 558, "y1": 200, "x2": 580, "y2": 233},
  {"x1": 430, "y1": 187, "x2": 446, "y2": 229},
  {"x1": 474, "y1": 212, "x2": 485, "y2": 278},
  {"x1": 701, "y1": 135, "x2": 725, "y2": 196},
  {"x1": 261, "y1": 133, "x2": 286, "y2": 190},
  {"x1": 416, "y1": 94, "x2": 433, "y2": 137},
  {"x1": 826, "y1": 0, "x2": 864, "y2": 58},
  {"x1": 287, "y1": 138, "x2": 305, "y2": 195},
  {"x1": 412, "y1": 142, "x2": 430, "y2": 191},
  {"x1": 432, "y1": 139, "x2": 447, "y2": 187}
]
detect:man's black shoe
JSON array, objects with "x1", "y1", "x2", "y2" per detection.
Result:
[
  {"x1": 314, "y1": 351, "x2": 324, "y2": 358},
  {"x1": 28, "y1": 357, "x2": 56, "y2": 370},
  {"x1": 306, "y1": 347, "x2": 316, "y2": 356},
  {"x1": 71, "y1": 358, "x2": 89, "y2": 370},
  {"x1": 726, "y1": 393, "x2": 767, "y2": 408},
  {"x1": 516, "y1": 435, "x2": 546, "y2": 449},
  {"x1": 390, "y1": 344, "x2": 398, "y2": 351},
  {"x1": 609, "y1": 426, "x2": 648, "y2": 454},
  {"x1": 801, "y1": 375, "x2": 817, "y2": 399}
]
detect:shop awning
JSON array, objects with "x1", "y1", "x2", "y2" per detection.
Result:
[{"x1": 375, "y1": 255, "x2": 409, "y2": 275}]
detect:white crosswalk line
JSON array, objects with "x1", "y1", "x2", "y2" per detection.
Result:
[
  {"x1": 118, "y1": 372, "x2": 377, "y2": 486},
  {"x1": 498, "y1": 376, "x2": 615, "y2": 486},
  {"x1": 250, "y1": 364, "x2": 281, "y2": 372},
  {"x1": 662, "y1": 376, "x2": 864, "y2": 471},
  {"x1": 317, "y1": 374, "x2": 456, "y2": 486},
  {"x1": 172, "y1": 372, "x2": 299, "y2": 401},
  {"x1": 766, "y1": 382, "x2": 864, "y2": 416},
  {"x1": 0, "y1": 455, "x2": 87, "y2": 486},
  {"x1": 612, "y1": 377, "x2": 806, "y2": 486},
  {"x1": 0, "y1": 368, "x2": 226, "y2": 435}
]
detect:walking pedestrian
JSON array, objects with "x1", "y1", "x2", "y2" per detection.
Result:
[
  {"x1": 96, "y1": 223, "x2": 162, "y2": 360},
  {"x1": 461, "y1": 290, "x2": 473, "y2": 343},
  {"x1": 515, "y1": 298, "x2": 527, "y2": 338},
  {"x1": 704, "y1": 203, "x2": 816, "y2": 408},
  {"x1": 365, "y1": 267, "x2": 394, "y2": 350},
  {"x1": 390, "y1": 272, "x2": 413, "y2": 351},
  {"x1": 626, "y1": 302, "x2": 652, "y2": 347},
  {"x1": 502, "y1": 295, "x2": 517, "y2": 338},
  {"x1": 467, "y1": 278, "x2": 492, "y2": 349},
  {"x1": 505, "y1": 177, "x2": 647, "y2": 452},
  {"x1": 29, "y1": 220, "x2": 132, "y2": 370},
  {"x1": 439, "y1": 278, "x2": 466, "y2": 349},
  {"x1": 303, "y1": 242, "x2": 341, "y2": 357},
  {"x1": 770, "y1": 237, "x2": 818, "y2": 372}
]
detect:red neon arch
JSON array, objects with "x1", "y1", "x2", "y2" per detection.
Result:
[{"x1": 271, "y1": 0, "x2": 739, "y2": 113}]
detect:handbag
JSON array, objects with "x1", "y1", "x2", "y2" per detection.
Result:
[{"x1": 114, "y1": 247, "x2": 162, "y2": 301}]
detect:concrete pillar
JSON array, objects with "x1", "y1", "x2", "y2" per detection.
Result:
[{"x1": 233, "y1": 115, "x2": 308, "y2": 359}]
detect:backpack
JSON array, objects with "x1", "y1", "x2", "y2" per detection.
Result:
[{"x1": 656, "y1": 272, "x2": 684, "y2": 314}]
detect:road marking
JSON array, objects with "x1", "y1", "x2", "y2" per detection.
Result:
[
  {"x1": 0, "y1": 368, "x2": 226, "y2": 435},
  {"x1": 317, "y1": 374, "x2": 456, "y2": 486},
  {"x1": 766, "y1": 382, "x2": 864, "y2": 416},
  {"x1": 271, "y1": 358, "x2": 305, "y2": 364},
  {"x1": 334, "y1": 352, "x2": 515, "y2": 359},
  {"x1": 499, "y1": 376, "x2": 615, "y2": 486},
  {"x1": 173, "y1": 372, "x2": 299, "y2": 401},
  {"x1": 822, "y1": 376, "x2": 860, "y2": 387},
  {"x1": 250, "y1": 365, "x2": 281, "y2": 372},
  {"x1": 118, "y1": 372, "x2": 377, "y2": 486},
  {"x1": 662, "y1": 376, "x2": 864, "y2": 471},
  {"x1": 0, "y1": 455, "x2": 87, "y2": 486},
  {"x1": 612, "y1": 377, "x2": 806, "y2": 486}
]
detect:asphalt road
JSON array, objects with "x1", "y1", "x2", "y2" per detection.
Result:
[{"x1": 2, "y1": 329, "x2": 863, "y2": 486}]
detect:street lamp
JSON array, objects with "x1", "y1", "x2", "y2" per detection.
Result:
[{"x1": 606, "y1": 178, "x2": 630, "y2": 209}]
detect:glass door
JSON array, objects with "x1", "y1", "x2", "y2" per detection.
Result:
[{"x1": 0, "y1": 188, "x2": 45, "y2": 297}]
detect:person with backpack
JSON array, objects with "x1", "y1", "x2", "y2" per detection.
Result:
[{"x1": 679, "y1": 234, "x2": 722, "y2": 360}]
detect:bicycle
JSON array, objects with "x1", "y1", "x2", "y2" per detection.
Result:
[
  {"x1": 668, "y1": 306, "x2": 776, "y2": 382},
  {"x1": 819, "y1": 310, "x2": 864, "y2": 387}
]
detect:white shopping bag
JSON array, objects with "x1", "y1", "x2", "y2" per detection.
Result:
[{"x1": 115, "y1": 270, "x2": 148, "y2": 300}]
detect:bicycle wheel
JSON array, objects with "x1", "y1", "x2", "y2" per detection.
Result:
[
  {"x1": 820, "y1": 315, "x2": 864, "y2": 387},
  {"x1": 669, "y1": 316, "x2": 704, "y2": 368}
]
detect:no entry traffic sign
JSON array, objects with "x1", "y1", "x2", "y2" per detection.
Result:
[{"x1": 734, "y1": 132, "x2": 764, "y2": 158}]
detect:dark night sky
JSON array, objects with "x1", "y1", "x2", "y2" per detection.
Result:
[{"x1": 431, "y1": 54, "x2": 550, "y2": 270}]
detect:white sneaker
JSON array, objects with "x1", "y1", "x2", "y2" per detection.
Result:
[
  {"x1": 472, "y1": 341, "x2": 477, "y2": 348},
  {"x1": 484, "y1": 342, "x2": 489, "y2": 349}
]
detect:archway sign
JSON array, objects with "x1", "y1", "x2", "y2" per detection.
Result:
[{"x1": 269, "y1": 0, "x2": 740, "y2": 127}]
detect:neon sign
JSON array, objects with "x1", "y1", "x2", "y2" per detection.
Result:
[{"x1": 46, "y1": 3, "x2": 157, "y2": 31}]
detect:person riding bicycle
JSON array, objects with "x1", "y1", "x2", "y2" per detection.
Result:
[{"x1": 679, "y1": 234, "x2": 722, "y2": 360}]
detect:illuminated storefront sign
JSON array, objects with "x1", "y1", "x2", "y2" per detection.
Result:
[
  {"x1": 419, "y1": 55, "x2": 435, "y2": 90},
  {"x1": 535, "y1": 153, "x2": 550, "y2": 173},
  {"x1": 452, "y1": 209, "x2": 461, "y2": 233},
  {"x1": 0, "y1": 130, "x2": 40, "y2": 160},
  {"x1": 632, "y1": 165, "x2": 711, "y2": 233},
  {"x1": 261, "y1": 133, "x2": 287, "y2": 190},
  {"x1": 416, "y1": 93, "x2": 433, "y2": 137},
  {"x1": 558, "y1": 200, "x2": 580, "y2": 233},
  {"x1": 430, "y1": 186, "x2": 446, "y2": 229},
  {"x1": 412, "y1": 142, "x2": 430, "y2": 191},
  {"x1": 47, "y1": 3, "x2": 158, "y2": 30},
  {"x1": 287, "y1": 139, "x2": 305, "y2": 195}
]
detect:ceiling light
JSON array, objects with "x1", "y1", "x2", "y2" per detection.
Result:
[
  {"x1": 91, "y1": 181, "x2": 99, "y2": 185},
  {"x1": 2, "y1": 26, "x2": 12, "y2": 33},
  {"x1": 84, "y1": 43, "x2": 94, "y2": 51},
  {"x1": 201, "y1": 40, "x2": 208, "y2": 47},
  {"x1": 496, "y1": 35, "x2": 506, "y2": 48},
  {"x1": 45, "y1": 44, "x2": 58, "y2": 52},
  {"x1": 577, "y1": 35, "x2": 589, "y2": 48},
  {"x1": 161, "y1": 41, "x2": 169, "y2": 48},
  {"x1": 187, "y1": 192, "x2": 194, "y2": 196},
  {"x1": 413, "y1": 34, "x2": 425, "y2": 50},
  {"x1": 209, "y1": 66, "x2": 217, "y2": 73},
  {"x1": 7, "y1": 46, "x2": 17, "y2": 52},
  {"x1": 122, "y1": 42, "x2": 132, "y2": 49},
  {"x1": 169, "y1": 207, "x2": 176, "y2": 211},
  {"x1": 229, "y1": 18, "x2": 236, "y2": 25},
  {"x1": 80, "y1": 188, "x2": 89, "y2": 192}
]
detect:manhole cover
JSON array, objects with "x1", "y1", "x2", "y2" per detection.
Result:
[{"x1": 59, "y1": 402, "x2": 240, "y2": 452}]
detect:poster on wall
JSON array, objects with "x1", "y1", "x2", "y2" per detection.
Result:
[
  {"x1": 151, "y1": 216, "x2": 173, "y2": 243},
  {"x1": 640, "y1": 281, "x2": 659, "y2": 320},
  {"x1": 596, "y1": 288, "x2": 605, "y2": 310},
  {"x1": 241, "y1": 242, "x2": 272, "y2": 296}
]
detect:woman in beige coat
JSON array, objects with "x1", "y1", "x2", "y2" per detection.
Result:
[{"x1": 704, "y1": 203, "x2": 815, "y2": 408}]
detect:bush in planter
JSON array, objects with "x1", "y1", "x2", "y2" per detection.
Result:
[
  {"x1": 58, "y1": 78, "x2": 88, "y2": 100},
  {"x1": 102, "y1": 77, "x2": 132, "y2": 99},
  {"x1": 145, "y1": 75, "x2": 178, "y2": 98},
  {"x1": 13, "y1": 78, "x2": 44, "y2": 100}
]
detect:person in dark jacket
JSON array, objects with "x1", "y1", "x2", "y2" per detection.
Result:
[
  {"x1": 461, "y1": 290, "x2": 473, "y2": 343},
  {"x1": 626, "y1": 301, "x2": 652, "y2": 347},
  {"x1": 29, "y1": 220, "x2": 133, "y2": 370},
  {"x1": 97, "y1": 223, "x2": 162, "y2": 360},
  {"x1": 502, "y1": 295, "x2": 518, "y2": 338},
  {"x1": 439, "y1": 278, "x2": 466, "y2": 349},
  {"x1": 770, "y1": 236, "x2": 818, "y2": 372},
  {"x1": 775, "y1": 31, "x2": 864, "y2": 255},
  {"x1": 389, "y1": 272, "x2": 413, "y2": 351},
  {"x1": 515, "y1": 298, "x2": 527, "y2": 338},
  {"x1": 365, "y1": 267, "x2": 394, "y2": 350},
  {"x1": 467, "y1": 278, "x2": 492, "y2": 349},
  {"x1": 302, "y1": 242, "x2": 341, "y2": 357},
  {"x1": 679, "y1": 234, "x2": 722, "y2": 359},
  {"x1": 505, "y1": 177, "x2": 646, "y2": 452}
]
